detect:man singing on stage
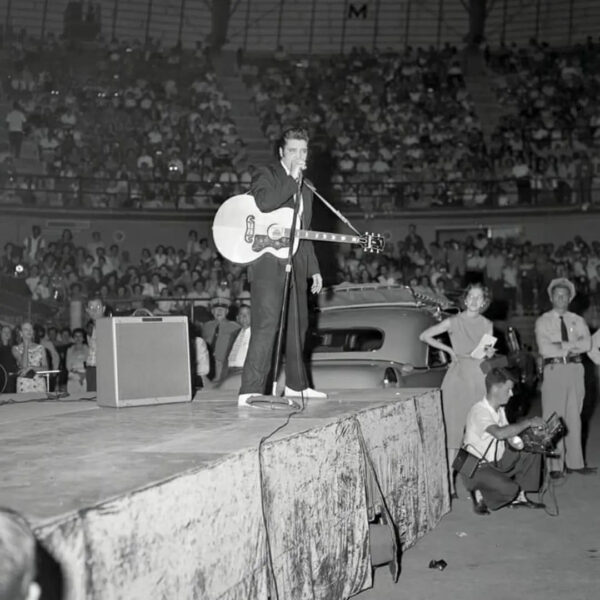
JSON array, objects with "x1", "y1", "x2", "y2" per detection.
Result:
[{"x1": 238, "y1": 127, "x2": 327, "y2": 406}]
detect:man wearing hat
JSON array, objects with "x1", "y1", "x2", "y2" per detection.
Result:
[
  {"x1": 535, "y1": 278, "x2": 596, "y2": 478},
  {"x1": 201, "y1": 298, "x2": 240, "y2": 381}
]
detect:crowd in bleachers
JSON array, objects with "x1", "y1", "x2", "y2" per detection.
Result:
[
  {"x1": 246, "y1": 41, "x2": 600, "y2": 211},
  {"x1": 4, "y1": 219, "x2": 600, "y2": 326},
  {"x1": 0, "y1": 224, "x2": 253, "y2": 393},
  {"x1": 336, "y1": 226, "x2": 600, "y2": 317},
  {"x1": 1, "y1": 225, "x2": 250, "y2": 318},
  {"x1": 250, "y1": 44, "x2": 492, "y2": 210},
  {"x1": 2, "y1": 35, "x2": 252, "y2": 208},
  {"x1": 3, "y1": 221, "x2": 600, "y2": 396},
  {"x1": 488, "y1": 37, "x2": 600, "y2": 206},
  {"x1": 3, "y1": 36, "x2": 600, "y2": 212}
]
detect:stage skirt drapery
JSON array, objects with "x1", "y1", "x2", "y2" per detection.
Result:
[{"x1": 34, "y1": 389, "x2": 450, "y2": 600}]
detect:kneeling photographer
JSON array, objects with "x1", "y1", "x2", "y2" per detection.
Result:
[{"x1": 458, "y1": 367, "x2": 547, "y2": 514}]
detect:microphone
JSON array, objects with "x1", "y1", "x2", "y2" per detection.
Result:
[
  {"x1": 293, "y1": 162, "x2": 305, "y2": 195},
  {"x1": 292, "y1": 160, "x2": 306, "y2": 182}
]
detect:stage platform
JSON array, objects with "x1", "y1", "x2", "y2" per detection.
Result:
[{"x1": 0, "y1": 388, "x2": 450, "y2": 600}]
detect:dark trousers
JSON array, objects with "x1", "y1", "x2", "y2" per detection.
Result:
[
  {"x1": 462, "y1": 447, "x2": 542, "y2": 510},
  {"x1": 86, "y1": 366, "x2": 97, "y2": 393},
  {"x1": 240, "y1": 263, "x2": 308, "y2": 395},
  {"x1": 9, "y1": 131, "x2": 23, "y2": 158}
]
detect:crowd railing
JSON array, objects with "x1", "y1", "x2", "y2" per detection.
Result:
[
  {"x1": 3, "y1": 284, "x2": 600, "y2": 337},
  {"x1": 1, "y1": 172, "x2": 599, "y2": 213}
]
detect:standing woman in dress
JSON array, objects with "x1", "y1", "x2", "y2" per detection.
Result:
[
  {"x1": 419, "y1": 284, "x2": 494, "y2": 496},
  {"x1": 12, "y1": 321, "x2": 48, "y2": 393}
]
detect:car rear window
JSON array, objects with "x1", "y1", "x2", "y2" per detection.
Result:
[{"x1": 312, "y1": 328, "x2": 384, "y2": 353}]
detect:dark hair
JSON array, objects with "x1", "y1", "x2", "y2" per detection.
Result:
[
  {"x1": 485, "y1": 368, "x2": 511, "y2": 394},
  {"x1": 72, "y1": 327, "x2": 86, "y2": 342},
  {"x1": 87, "y1": 296, "x2": 105, "y2": 309},
  {"x1": 460, "y1": 283, "x2": 491, "y2": 312},
  {"x1": 278, "y1": 127, "x2": 309, "y2": 153}
]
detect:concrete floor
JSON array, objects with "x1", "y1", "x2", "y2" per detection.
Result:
[{"x1": 358, "y1": 404, "x2": 600, "y2": 600}]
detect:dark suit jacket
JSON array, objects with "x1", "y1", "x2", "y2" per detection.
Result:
[{"x1": 249, "y1": 162, "x2": 320, "y2": 283}]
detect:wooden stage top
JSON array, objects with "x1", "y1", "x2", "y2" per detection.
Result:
[{"x1": 0, "y1": 388, "x2": 433, "y2": 525}]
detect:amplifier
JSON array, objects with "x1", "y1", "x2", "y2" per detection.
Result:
[{"x1": 96, "y1": 316, "x2": 192, "y2": 408}]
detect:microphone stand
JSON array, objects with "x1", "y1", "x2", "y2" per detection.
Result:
[
  {"x1": 269, "y1": 177, "x2": 302, "y2": 404},
  {"x1": 303, "y1": 180, "x2": 362, "y2": 235},
  {"x1": 267, "y1": 177, "x2": 372, "y2": 406}
]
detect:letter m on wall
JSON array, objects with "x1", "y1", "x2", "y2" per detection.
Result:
[{"x1": 348, "y1": 2, "x2": 368, "y2": 19}]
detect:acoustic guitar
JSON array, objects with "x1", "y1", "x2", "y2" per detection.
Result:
[{"x1": 212, "y1": 194, "x2": 384, "y2": 265}]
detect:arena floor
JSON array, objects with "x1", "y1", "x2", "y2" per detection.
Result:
[{"x1": 358, "y1": 396, "x2": 600, "y2": 600}]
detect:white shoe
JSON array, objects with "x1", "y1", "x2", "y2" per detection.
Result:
[
  {"x1": 283, "y1": 386, "x2": 328, "y2": 399},
  {"x1": 238, "y1": 393, "x2": 262, "y2": 407}
]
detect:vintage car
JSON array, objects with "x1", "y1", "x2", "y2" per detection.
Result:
[{"x1": 215, "y1": 284, "x2": 454, "y2": 392}]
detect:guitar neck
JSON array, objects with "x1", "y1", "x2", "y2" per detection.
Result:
[{"x1": 297, "y1": 229, "x2": 361, "y2": 245}]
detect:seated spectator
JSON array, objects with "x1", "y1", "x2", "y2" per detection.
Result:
[
  {"x1": 25, "y1": 265, "x2": 41, "y2": 295},
  {"x1": 143, "y1": 273, "x2": 166, "y2": 297},
  {"x1": 12, "y1": 322, "x2": 48, "y2": 394},
  {"x1": 39, "y1": 326, "x2": 60, "y2": 373},
  {"x1": 156, "y1": 287, "x2": 176, "y2": 314},
  {"x1": 186, "y1": 230, "x2": 201, "y2": 258},
  {"x1": 0, "y1": 325, "x2": 18, "y2": 393},
  {"x1": 201, "y1": 298, "x2": 240, "y2": 381},
  {"x1": 225, "y1": 304, "x2": 251, "y2": 373},
  {"x1": 32, "y1": 275, "x2": 51, "y2": 301},
  {"x1": 187, "y1": 279, "x2": 211, "y2": 308},
  {"x1": 65, "y1": 328, "x2": 89, "y2": 395}
]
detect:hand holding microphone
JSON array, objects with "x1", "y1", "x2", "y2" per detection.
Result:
[{"x1": 290, "y1": 157, "x2": 306, "y2": 181}]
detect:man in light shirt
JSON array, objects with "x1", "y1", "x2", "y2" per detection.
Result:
[
  {"x1": 462, "y1": 368, "x2": 545, "y2": 514},
  {"x1": 85, "y1": 297, "x2": 106, "y2": 393},
  {"x1": 535, "y1": 278, "x2": 595, "y2": 478},
  {"x1": 226, "y1": 305, "x2": 251, "y2": 372},
  {"x1": 6, "y1": 101, "x2": 26, "y2": 158}
]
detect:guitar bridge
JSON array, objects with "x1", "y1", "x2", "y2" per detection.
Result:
[
  {"x1": 244, "y1": 215, "x2": 255, "y2": 243},
  {"x1": 252, "y1": 235, "x2": 290, "y2": 252}
]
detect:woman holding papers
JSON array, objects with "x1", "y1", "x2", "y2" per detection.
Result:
[{"x1": 419, "y1": 284, "x2": 495, "y2": 496}]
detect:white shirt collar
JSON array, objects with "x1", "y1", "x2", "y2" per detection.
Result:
[
  {"x1": 482, "y1": 396, "x2": 501, "y2": 416},
  {"x1": 280, "y1": 159, "x2": 291, "y2": 176}
]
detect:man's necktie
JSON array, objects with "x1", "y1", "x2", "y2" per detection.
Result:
[
  {"x1": 560, "y1": 316, "x2": 569, "y2": 342},
  {"x1": 210, "y1": 323, "x2": 220, "y2": 351}
]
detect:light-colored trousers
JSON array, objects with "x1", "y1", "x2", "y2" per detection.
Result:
[{"x1": 541, "y1": 363, "x2": 585, "y2": 471}]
